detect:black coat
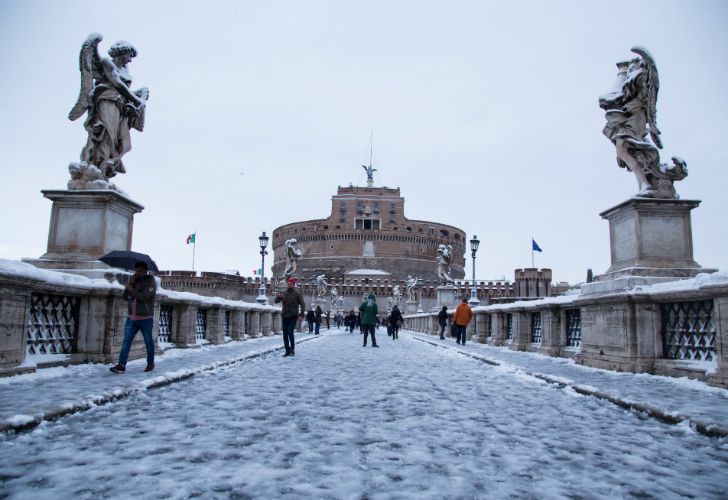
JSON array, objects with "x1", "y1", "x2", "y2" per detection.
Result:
[
  {"x1": 438, "y1": 309, "x2": 448, "y2": 326},
  {"x1": 389, "y1": 308, "x2": 403, "y2": 326}
]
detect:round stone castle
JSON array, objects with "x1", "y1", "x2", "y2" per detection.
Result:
[{"x1": 271, "y1": 183, "x2": 466, "y2": 283}]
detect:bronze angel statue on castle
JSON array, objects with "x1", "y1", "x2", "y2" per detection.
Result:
[
  {"x1": 599, "y1": 46, "x2": 686, "y2": 199},
  {"x1": 68, "y1": 33, "x2": 149, "y2": 190}
]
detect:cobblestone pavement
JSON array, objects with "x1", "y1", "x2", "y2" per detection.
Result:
[{"x1": 1, "y1": 331, "x2": 727, "y2": 499}]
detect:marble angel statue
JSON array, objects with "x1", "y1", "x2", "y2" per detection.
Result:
[
  {"x1": 436, "y1": 244, "x2": 454, "y2": 285},
  {"x1": 392, "y1": 285, "x2": 402, "y2": 305},
  {"x1": 405, "y1": 275, "x2": 421, "y2": 302},
  {"x1": 316, "y1": 274, "x2": 329, "y2": 299},
  {"x1": 282, "y1": 239, "x2": 302, "y2": 280},
  {"x1": 599, "y1": 46, "x2": 686, "y2": 198},
  {"x1": 68, "y1": 33, "x2": 149, "y2": 189}
]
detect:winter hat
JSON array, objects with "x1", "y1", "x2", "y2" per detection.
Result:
[{"x1": 287, "y1": 277, "x2": 296, "y2": 284}]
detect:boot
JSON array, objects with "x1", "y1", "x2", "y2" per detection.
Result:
[
  {"x1": 110, "y1": 364, "x2": 125, "y2": 374},
  {"x1": 144, "y1": 363, "x2": 155, "y2": 372}
]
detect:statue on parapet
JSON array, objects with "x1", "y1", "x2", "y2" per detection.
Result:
[
  {"x1": 281, "y1": 239, "x2": 302, "y2": 281},
  {"x1": 316, "y1": 274, "x2": 329, "y2": 299},
  {"x1": 599, "y1": 46, "x2": 686, "y2": 199},
  {"x1": 405, "y1": 275, "x2": 421, "y2": 302},
  {"x1": 330, "y1": 287, "x2": 339, "y2": 309},
  {"x1": 68, "y1": 33, "x2": 150, "y2": 190},
  {"x1": 436, "y1": 244, "x2": 454, "y2": 286},
  {"x1": 392, "y1": 285, "x2": 401, "y2": 305}
]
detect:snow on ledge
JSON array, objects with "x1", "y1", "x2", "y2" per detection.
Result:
[
  {"x1": 0, "y1": 258, "x2": 118, "y2": 291},
  {"x1": 0, "y1": 258, "x2": 278, "y2": 311},
  {"x1": 345, "y1": 269, "x2": 391, "y2": 276}
]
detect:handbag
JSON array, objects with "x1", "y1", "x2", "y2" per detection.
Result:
[{"x1": 450, "y1": 323, "x2": 458, "y2": 337}]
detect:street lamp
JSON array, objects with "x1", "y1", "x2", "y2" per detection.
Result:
[
  {"x1": 256, "y1": 231, "x2": 269, "y2": 305},
  {"x1": 468, "y1": 235, "x2": 480, "y2": 306}
]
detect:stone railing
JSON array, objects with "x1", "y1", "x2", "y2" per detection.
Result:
[
  {"x1": 0, "y1": 259, "x2": 282, "y2": 376},
  {"x1": 404, "y1": 272, "x2": 728, "y2": 388}
]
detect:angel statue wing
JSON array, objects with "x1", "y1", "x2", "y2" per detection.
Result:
[
  {"x1": 631, "y1": 45, "x2": 662, "y2": 149},
  {"x1": 69, "y1": 33, "x2": 104, "y2": 121}
]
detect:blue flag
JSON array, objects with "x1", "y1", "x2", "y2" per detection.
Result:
[{"x1": 532, "y1": 239, "x2": 542, "y2": 252}]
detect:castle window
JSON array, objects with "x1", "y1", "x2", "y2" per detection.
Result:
[
  {"x1": 440, "y1": 229, "x2": 449, "y2": 238},
  {"x1": 339, "y1": 202, "x2": 347, "y2": 223},
  {"x1": 363, "y1": 241, "x2": 374, "y2": 257},
  {"x1": 355, "y1": 218, "x2": 380, "y2": 230}
]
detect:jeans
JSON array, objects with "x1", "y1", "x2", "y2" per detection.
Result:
[
  {"x1": 282, "y1": 316, "x2": 297, "y2": 353},
  {"x1": 456, "y1": 324, "x2": 467, "y2": 344},
  {"x1": 118, "y1": 317, "x2": 154, "y2": 366},
  {"x1": 315, "y1": 321, "x2": 321, "y2": 335},
  {"x1": 362, "y1": 324, "x2": 377, "y2": 346}
]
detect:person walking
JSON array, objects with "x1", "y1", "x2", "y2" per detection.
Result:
[
  {"x1": 110, "y1": 261, "x2": 157, "y2": 373},
  {"x1": 359, "y1": 293, "x2": 379, "y2": 347},
  {"x1": 274, "y1": 277, "x2": 306, "y2": 357},
  {"x1": 453, "y1": 297, "x2": 473, "y2": 345},
  {"x1": 345, "y1": 310, "x2": 357, "y2": 333},
  {"x1": 438, "y1": 306, "x2": 448, "y2": 339},
  {"x1": 325, "y1": 310, "x2": 330, "y2": 330},
  {"x1": 314, "y1": 305, "x2": 323, "y2": 335},
  {"x1": 306, "y1": 308, "x2": 316, "y2": 334},
  {"x1": 389, "y1": 305, "x2": 403, "y2": 340}
]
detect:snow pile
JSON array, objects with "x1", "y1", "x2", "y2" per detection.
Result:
[
  {"x1": 0, "y1": 258, "x2": 279, "y2": 311},
  {"x1": 0, "y1": 258, "x2": 118, "y2": 291}
]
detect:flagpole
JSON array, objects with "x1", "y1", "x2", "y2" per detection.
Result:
[
  {"x1": 192, "y1": 230, "x2": 196, "y2": 273},
  {"x1": 531, "y1": 237, "x2": 534, "y2": 268}
]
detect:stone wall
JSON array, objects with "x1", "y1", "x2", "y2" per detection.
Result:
[
  {"x1": 0, "y1": 266, "x2": 282, "y2": 377},
  {"x1": 404, "y1": 274, "x2": 728, "y2": 388},
  {"x1": 156, "y1": 271, "x2": 522, "y2": 313},
  {"x1": 270, "y1": 185, "x2": 468, "y2": 282}
]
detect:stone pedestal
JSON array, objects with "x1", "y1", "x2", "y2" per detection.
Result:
[
  {"x1": 25, "y1": 189, "x2": 144, "y2": 272},
  {"x1": 405, "y1": 300, "x2": 418, "y2": 314},
  {"x1": 436, "y1": 285, "x2": 459, "y2": 310},
  {"x1": 584, "y1": 198, "x2": 716, "y2": 293}
]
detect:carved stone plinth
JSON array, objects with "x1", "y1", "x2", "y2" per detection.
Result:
[
  {"x1": 436, "y1": 285, "x2": 459, "y2": 311},
  {"x1": 585, "y1": 198, "x2": 716, "y2": 293},
  {"x1": 405, "y1": 300, "x2": 418, "y2": 314},
  {"x1": 25, "y1": 189, "x2": 144, "y2": 271}
]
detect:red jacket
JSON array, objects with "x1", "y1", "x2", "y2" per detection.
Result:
[{"x1": 453, "y1": 303, "x2": 473, "y2": 326}]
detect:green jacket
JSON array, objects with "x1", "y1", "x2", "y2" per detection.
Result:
[{"x1": 358, "y1": 293, "x2": 379, "y2": 326}]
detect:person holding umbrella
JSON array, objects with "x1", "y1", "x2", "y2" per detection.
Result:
[{"x1": 110, "y1": 261, "x2": 157, "y2": 373}]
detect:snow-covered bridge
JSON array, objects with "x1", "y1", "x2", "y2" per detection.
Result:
[{"x1": 1, "y1": 331, "x2": 727, "y2": 498}]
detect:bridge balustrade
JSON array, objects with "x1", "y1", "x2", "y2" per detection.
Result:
[
  {"x1": 402, "y1": 284, "x2": 728, "y2": 388},
  {"x1": 0, "y1": 266, "x2": 281, "y2": 376}
]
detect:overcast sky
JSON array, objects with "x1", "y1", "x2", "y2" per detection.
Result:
[{"x1": 1, "y1": 0, "x2": 726, "y2": 284}]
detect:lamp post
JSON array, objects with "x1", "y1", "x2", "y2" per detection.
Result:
[
  {"x1": 256, "y1": 231, "x2": 269, "y2": 305},
  {"x1": 468, "y1": 235, "x2": 480, "y2": 306}
]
